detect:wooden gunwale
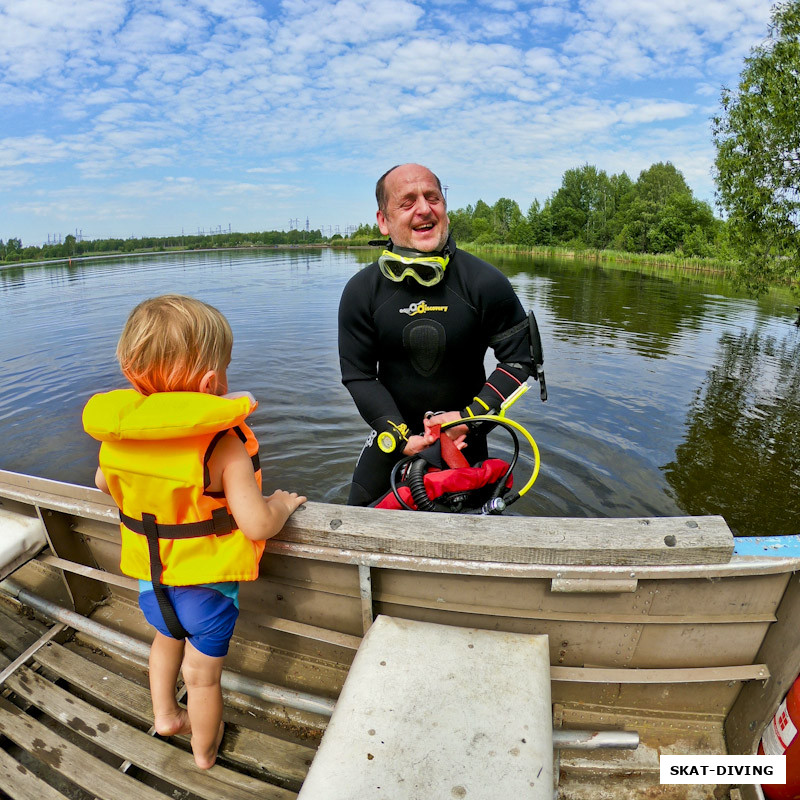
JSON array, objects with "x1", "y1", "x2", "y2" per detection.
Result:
[{"x1": 2, "y1": 468, "x2": 799, "y2": 580}]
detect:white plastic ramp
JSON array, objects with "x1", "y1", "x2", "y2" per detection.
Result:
[
  {"x1": 299, "y1": 615, "x2": 552, "y2": 799},
  {"x1": 0, "y1": 508, "x2": 47, "y2": 582}
]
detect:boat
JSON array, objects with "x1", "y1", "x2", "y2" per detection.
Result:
[{"x1": 1, "y1": 466, "x2": 798, "y2": 800}]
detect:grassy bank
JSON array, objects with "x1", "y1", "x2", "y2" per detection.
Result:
[
  {"x1": 0, "y1": 238, "x2": 760, "y2": 288},
  {"x1": 455, "y1": 242, "x2": 735, "y2": 275},
  {"x1": 329, "y1": 237, "x2": 737, "y2": 277}
]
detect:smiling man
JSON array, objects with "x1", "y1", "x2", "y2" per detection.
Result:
[{"x1": 338, "y1": 163, "x2": 540, "y2": 506}]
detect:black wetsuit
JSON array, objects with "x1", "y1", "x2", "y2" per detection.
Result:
[{"x1": 338, "y1": 236, "x2": 533, "y2": 506}]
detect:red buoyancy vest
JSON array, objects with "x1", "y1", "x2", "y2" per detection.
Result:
[{"x1": 376, "y1": 458, "x2": 513, "y2": 511}]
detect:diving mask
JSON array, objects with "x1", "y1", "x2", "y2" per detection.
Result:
[{"x1": 377, "y1": 249, "x2": 450, "y2": 287}]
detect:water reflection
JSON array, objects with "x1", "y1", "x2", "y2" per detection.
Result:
[{"x1": 663, "y1": 328, "x2": 800, "y2": 536}]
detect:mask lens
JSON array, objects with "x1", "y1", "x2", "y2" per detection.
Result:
[{"x1": 411, "y1": 262, "x2": 439, "y2": 283}]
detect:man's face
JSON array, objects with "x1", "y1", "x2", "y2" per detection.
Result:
[{"x1": 376, "y1": 164, "x2": 450, "y2": 252}]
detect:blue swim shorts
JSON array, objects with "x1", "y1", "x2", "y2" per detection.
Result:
[{"x1": 139, "y1": 584, "x2": 239, "y2": 657}]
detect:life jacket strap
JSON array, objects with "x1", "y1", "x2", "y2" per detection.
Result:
[
  {"x1": 203, "y1": 425, "x2": 260, "y2": 498},
  {"x1": 119, "y1": 508, "x2": 237, "y2": 538},
  {"x1": 127, "y1": 507, "x2": 238, "y2": 641},
  {"x1": 141, "y1": 512, "x2": 190, "y2": 641}
]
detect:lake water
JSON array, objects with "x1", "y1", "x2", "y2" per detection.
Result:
[{"x1": 1, "y1": 247, "x2": 798, "y2": 537}]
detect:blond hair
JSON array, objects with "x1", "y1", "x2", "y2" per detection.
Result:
[{"x1": 117, "y1": 295, "x2": 233, "y2": 395}]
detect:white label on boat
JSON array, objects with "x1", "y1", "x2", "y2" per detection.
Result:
[{"x1": 762, "y1": 697, "x2": 797, "y2": 755}]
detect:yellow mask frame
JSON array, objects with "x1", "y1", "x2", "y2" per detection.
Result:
[{"x1": 377, "y1": 250, "x2": 449, "y2": 287}]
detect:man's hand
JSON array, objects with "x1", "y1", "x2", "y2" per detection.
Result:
[
  {"x1": 402, "y1": 433, "x2": 433, "y2": 456},
  {"x1": 424, "y1": 411, "x2": 468, "y2": 442}
]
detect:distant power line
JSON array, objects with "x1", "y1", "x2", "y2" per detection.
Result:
[{"x1": 37, "y1": 218, "x2": 369, "y2": 247}]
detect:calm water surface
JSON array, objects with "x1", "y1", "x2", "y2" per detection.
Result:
[{"x1": 1, "y1": 248, "x2": 798, "y2": 537}]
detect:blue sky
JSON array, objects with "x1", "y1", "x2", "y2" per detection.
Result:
[{"x1": 1, "y1": 0, "x2": 774, "y2": 246}]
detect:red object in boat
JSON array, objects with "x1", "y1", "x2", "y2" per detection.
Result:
[{"x1": 760, "y1": 676, "x2": 800, "y2": 799}]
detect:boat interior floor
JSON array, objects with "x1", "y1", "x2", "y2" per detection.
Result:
[
  {"x1": 0, "y1": 592, "x2": 742, "y2": 800},
  {"x1": 0, "y1": 595, "x2": 317, "y2": 800}
]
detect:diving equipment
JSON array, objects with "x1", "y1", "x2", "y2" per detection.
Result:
[
  {"x1": 376, "y1": 420, "x2": 410, "y2": 453},
  {"x1": 377, "y1": 431, "x2": 397, "y2": 453},
  {"x1": 528, "y1": 310, "x2": 547, "y2": 401},
  {"x1": 377, "y1": 245, "x2": 450, "y2": 287},
  {"x1": 379, "y1": 384, "x2": 540, "y2": 515}
]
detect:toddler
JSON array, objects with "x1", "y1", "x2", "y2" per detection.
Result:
[{"x1": 83, "y1": 294, "x2": 306, "y2": 769}]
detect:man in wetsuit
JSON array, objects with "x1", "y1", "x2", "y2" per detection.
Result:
[{"x1": 338, "y1": 163, "x2": 536, "y2": 506}]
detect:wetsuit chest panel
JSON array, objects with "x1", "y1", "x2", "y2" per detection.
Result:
[
  {"x1": 402, "y1": 318, "x2": 446, "y2": 377},
  {"x1": 371, "y1": 280, "x2": 486, "y2": 423}
]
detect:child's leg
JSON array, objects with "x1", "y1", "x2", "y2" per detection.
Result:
[
  {"x1": 182, "y1": 641, "x2": 225, "y2": 769},
  {"x1": 149, "y1": 631, "x2": 191, "y2": 736}
]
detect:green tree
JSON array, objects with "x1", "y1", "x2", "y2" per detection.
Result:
[
  {"x1": 472, "y1": 199, "x2": 492, "y2": 221},
  {"x1": 612, "y1": 163, "x2": 699, "y2": 253},
  {"x1": 491, "y1": 197, "x2": 523, "y2": 240},
  {"x1": 4, "y1": 238, "x2": 22, "y2": 261},
  {"x1": 448, "y1": 207, "x2": 473, "y2": 242},
  {"x1": 712, "y1": 0, "x2": 800, "y2": 292},
  {"x1": 546, "y1": 165, "x2": 615, "y2": 247},
  {"x1": 635, "y1": 162, "x2": 691, "y2": 207}
]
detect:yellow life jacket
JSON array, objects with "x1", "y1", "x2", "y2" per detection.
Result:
[{"x1": 83, "y1": 389, "x2": 265, "y2": 586}]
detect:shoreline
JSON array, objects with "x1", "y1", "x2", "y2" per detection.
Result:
[
  {"x1": 0, "y1": 243, "x2": 333, "y2": 271},
  {"x1": 0, "y1": 241, "x2": 776, "y2": 289}
]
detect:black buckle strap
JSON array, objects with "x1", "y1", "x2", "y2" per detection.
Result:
[
  {"x1": 120, "y1": 509, "x2": 238, "y2": 538},
  {"x1": 527, "y1": 310, "x2": 547, "y2": 402}
]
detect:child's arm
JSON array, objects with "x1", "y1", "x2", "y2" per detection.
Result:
[
  {"x1": 95, "y1": 467, "x2": 111, "y2": 495},
  {"x1": 211, "y1": 434, "x2": 306, "y2": 542}
]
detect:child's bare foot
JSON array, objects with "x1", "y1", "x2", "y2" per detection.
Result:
[
  {"x1": 153, "y1": 708, "x2": 191, "y2": 737},
  {"x1": 192, "y1": 721, "x2": 224, "y2": 770}
]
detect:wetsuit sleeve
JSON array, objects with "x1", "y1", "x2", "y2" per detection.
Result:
[
  {"x1": 461, "y1": 271, "x2": 534, "y2": 418},
  {"x1": 338, "y1": 275, "x2": 410, "y2": 441}
]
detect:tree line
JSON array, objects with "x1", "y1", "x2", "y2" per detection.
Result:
[
  {"x1": 0, "y1": 161, "x2": 723, "y2": 266},
  {"x1": 0, "y1": 228, "x2": 327, "y2": 264},
  {"x1": 352, "y1": 160, "x2": 722, "y2": 260}
]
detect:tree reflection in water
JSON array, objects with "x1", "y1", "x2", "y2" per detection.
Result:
[{"x1": 663, "y1": 329, "x2": 800, "y2": 537}]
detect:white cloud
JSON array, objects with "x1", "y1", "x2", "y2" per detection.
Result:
[
  {"x1": 617, "y1": 101, "x2": 695, "y2": 125},
  {"x1": 0, "y1": 0, "x2": 779, "y2": 242}
]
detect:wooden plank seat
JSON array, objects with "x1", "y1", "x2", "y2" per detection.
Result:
[
  {"x1": 0, "y1": 601, "x2": 315, "y2": 799},
  {"x1": 298, "y1": 615, "x2": 553, "y2": 799}
]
